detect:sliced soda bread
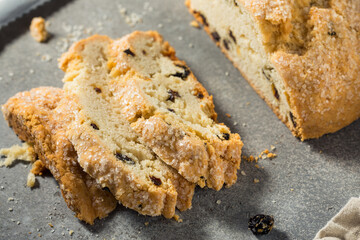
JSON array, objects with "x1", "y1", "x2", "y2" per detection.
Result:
[
  {"x1": 2, "y1": 87, "x2": 117, "y2": 224},
  {"x1": 57, "y1": 36, "x2": 195, "y2": 218},
  {"x1": 186, "y1": 0, "x2": 360, "y2": 140},
  {"x1": 59, "y1": 32, "x2": 243, "y2": 191}
]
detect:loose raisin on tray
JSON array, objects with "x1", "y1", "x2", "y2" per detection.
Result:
[
  {"x1": 289, "y1": 112, "x2": 297, "y2": 128},
  {"x1": 167, "y1": 89, "x2": 181, "y2": 102},
  {"x1": 229, "y1": 30, "x2": 237, "y2": 43},
  {"x1": 171, "y1": 65, "x2": 190, "y2": 80},
  {"x1": 211, "y1": 31, "x2": 221, "y2": 42},
  {"x1": 94, "y1": 87, "x2": 102, "y2": 93},
  {"x1": 150, "y1": 176, "x2": 162, "y2": 186},
  {"x1": 223, "y1": 39, "x2": 230, "y2": 50},
  {"x1": 248, "y1": 214, "x2": 274, "y2": 235},
  {"x1": 124, "y1": 48, "x2": 135, "y2": 56},
  {"x1": 90, "y1": 123, "x2": 99, "y2": 130},
  {"x1": 115, "y1": 153, "x2": 135, "y2": 164}
]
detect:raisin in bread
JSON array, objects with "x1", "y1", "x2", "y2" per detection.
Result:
[
  {"x1": 56, "y1": 36, "x2": 195, "y2": 218},
  {"x1": 186, "y1": 0, "x2": 360, "y2": 140},
  {"x1": 59, "y1": 32, "x2": 243, "y2": 191},
  {"x1": 1, "y1": 87, "x2": 117, "y2": 224}
]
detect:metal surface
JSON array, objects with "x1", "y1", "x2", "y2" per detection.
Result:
[{"x1": 0, "y1": 0, "x2": 359, "y2": 239}]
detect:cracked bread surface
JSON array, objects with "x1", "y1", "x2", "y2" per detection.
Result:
[
  {"x1": 1, "y1": 87, "x2": 117, "y2": 224},
  {"x1": 59, "y1": 32, "x2": 243, "y2": 191},
  {"x1": 58, "y1": 35, "x2": 195, "y2": 218},
  {"x1": 187, "y1": 0, "x2": 360, "y2": 140}
]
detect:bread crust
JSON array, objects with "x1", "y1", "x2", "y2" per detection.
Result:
[
  {"x1": 186, "y1": 0, "x2": 360, "y2": 140},
  {"x1": 2, "y1": 87, "x2": 117, "y2": 224}
]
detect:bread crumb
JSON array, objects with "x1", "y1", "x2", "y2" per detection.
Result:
[
  {"x1": 30, "y1": 17, "x2": 48, "y2": 42},
  {"x1": 173, "y1": 214, "x2": 183, "y2": 223},
  {"x1": 267, "y1": 153, "x2": 277, "y2": 159},
  {"x1": 17, "y1": 221, "x2": 21, "y2": 225},
  {"x1": 225, "y1": 113, "x2": 231, "y2": 118},
  {"x1": 254, "y1": 164, "x2": 260, "y2": 169},
  {"x1": 240, "y1": 170, "x2": 246, "y2": 176},
  {"x1": 27, "y1": 172, "x2": 36, "y2": 188},
  {"x1": 144, "y1": 222, "x2": 149, "y2": 226},
  {"x1": 270, "y1": 145, "x2": 276, "y2": 151},
  {"x1": 48, "y1": 223, "x2": 53, "y2": 228},
  {"x1": 190, "y1": 20, "x2": 200, "y2": 28},
  {"x1": 216, "y1": 200, "x2": 221, "y2": 205},
  {"x1": 253, "y1": 178, "x2": 260, "y2": 183},
  {"x1": 9, "y1": 208, "x2": 13, "y2": 212},
  {"x1": 31, "y1": 160, "x2": 46, "y2": 175},
  {"x1": 8, "y1": 197, "x2": 14, "y2": 202},
  {"x1": 0, "y1": 143, "x2": 36, "y2": 167},
  {"x1": 290, "y1": 188, "x2": 294, "y2": 191},
  {"x1": 225, "y1": 72, "x2": 229, "y2": 76},
  {"x1": 69, "y1": 230, "x2": 74, "y2": 236}
]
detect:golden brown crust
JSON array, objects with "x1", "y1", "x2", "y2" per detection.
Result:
[
  {"x1": 1, "y1": 87, "x2": 117, "y2": 224},
  {"x1": 187, "y1": 0, "x2": 360, "y2": 140}
]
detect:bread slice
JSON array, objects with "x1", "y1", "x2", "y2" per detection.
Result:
[
  {"x1": 59, "y1": 32, "x2": 243, "y2": 191},
  {"x1": 57, "y1": 36, "x2": 195, "y2": 218},
  {"x1": 1, "y1": 87, "x2": 117, "y2": 224},
  {"x1": 186, "y1": 0, "x2": 360, "y2": 140}
]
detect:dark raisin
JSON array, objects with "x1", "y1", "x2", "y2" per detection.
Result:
[
  {"x1": 167, "y1": 108, "x2": 175, "y2": 113},
  {"x1": 115, "y1": 153, "x2": 135, "y2": 164},
  {"x1": 167, "y1": 89, "x2": 181, "y2": 102},
  {"x1": 229, "y1": 30, "x2": 237, "y2": 43},
  {"x1": 289, "y1": 112, "x2": 297, "y2": 128},
  {"x1": 1, "y1": 155, "x2": 6, "y2": 159},
  {"x1": 197, "y1": 12, "x2": 208, "y2": 26},
  {"x1": 248, "y1": 214, "x2": 274, "y2": 235},
  {"x1": 150, "y1": 176, "x2": 162, "y2": 186},
  {"x1": 102, "y1": 187, "x2": 111, "y2": 193},
  {"x1": 94, "y1": 87, "x2": 102, "y2": 93},
  {"x1": 223, "y1": 39, "x2": 230, "y2": 50},
  {"x1": 138, "y1": 204, "x2": 142, "y2": 208},
  {"x1": 124, "y1": 48, "x2": 135, "y2": 56},
  {"x1": 171, "y1": 65, "x2": 190, "y2": 80},
  {"x1": 142, "y1": 50, "x2": 147, "y2": 55},
  {"x1": 217, "y1": 133, "x2": 230, "y2": 141},
  {"x1": 222, "y1": 133, "x2": 230, "y2": 140},
  {"x1": 328, "y1": 31, "x2": 336, "y2": 36},
  {"x1": 262, "y1": 66, "x2": 273, "y2": 81},
  {"x1": 272, "y1": 84, "x2": 280, "y2": 100},
  {"x1": 90, "y1": 123, "x2": 99, "y2": 130},
  {"x1": 233, "y1": 0, "x2": 238, "y2": 6},
  {"x1": 211, "y1": 31, "x2": 221, "y2": 42},
  {"x1": 21, "y1": 140, "x2": 25, "y2": 143},
  {"x1": 197, "y1": 92, "x2": 204, "y2": 99}
]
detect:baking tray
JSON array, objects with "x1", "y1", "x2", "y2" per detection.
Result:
[{"x1": 0, "y1": 0, "x2": 359, "y2": 239}]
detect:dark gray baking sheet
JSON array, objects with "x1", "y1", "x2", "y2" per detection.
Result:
[{"x1": 0, "y1": 0, "x2": 359, "y2": 239}]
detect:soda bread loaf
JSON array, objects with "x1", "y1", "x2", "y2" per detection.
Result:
[
  {"x1": 57, "y1": 35, "x2": 195, "y2": 218},
  {"x1": 186, "y1": 0, "x2": 360, "y2": 140},
  {"x1": 1, "y1": 87, "x2": 117, "y2": 224},
  {"x1": 59, "y1": 32, "x2": 243, "y2": 191}
]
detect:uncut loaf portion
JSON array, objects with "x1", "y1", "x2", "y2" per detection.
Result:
[
  {"x1": 186, "y1": 0, "x2": 360, "y2": 140},
  {"x1": 59, "y1": 31, "x2": 243, "y2": 191},
  {"x1": 57, "y1": 35, "x2": 195, "y2": 218},
  {"x1": 2, "y1": 87, "x2": 117, "y2": 224}
]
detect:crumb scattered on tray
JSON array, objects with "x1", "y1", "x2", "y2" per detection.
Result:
[
  {"x1": 190, "y1": 20, "x2": 200, "y2": 28},
  {"x1": 27, "y1": 172, "x2": 36, "y2": 188},
  {"x1": 0, "y1": 143, "x2": 36, "y2": 167},
  {"x1": 30, "y1": 17, "x2": 48, "y2": 42},
  {"x1": 173, "y1": 214, "x2": 183, "y2": 223},
  {"x1": 253, "y1": 178, "x2": 260, "y2": 184},
  {"x1": 69, "y1": 230, "x2": 74, "y2": 236},
  {"x1": 144, "y1": 222, "x2": 149, "y2": 226},
  {"x1": 225, "y1": 113, "x2": 231, "y2": 118}
]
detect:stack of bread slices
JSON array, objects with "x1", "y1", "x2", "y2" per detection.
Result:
[{"x1": 2, "y1": 31, "x2": 243, "y2": 223}]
